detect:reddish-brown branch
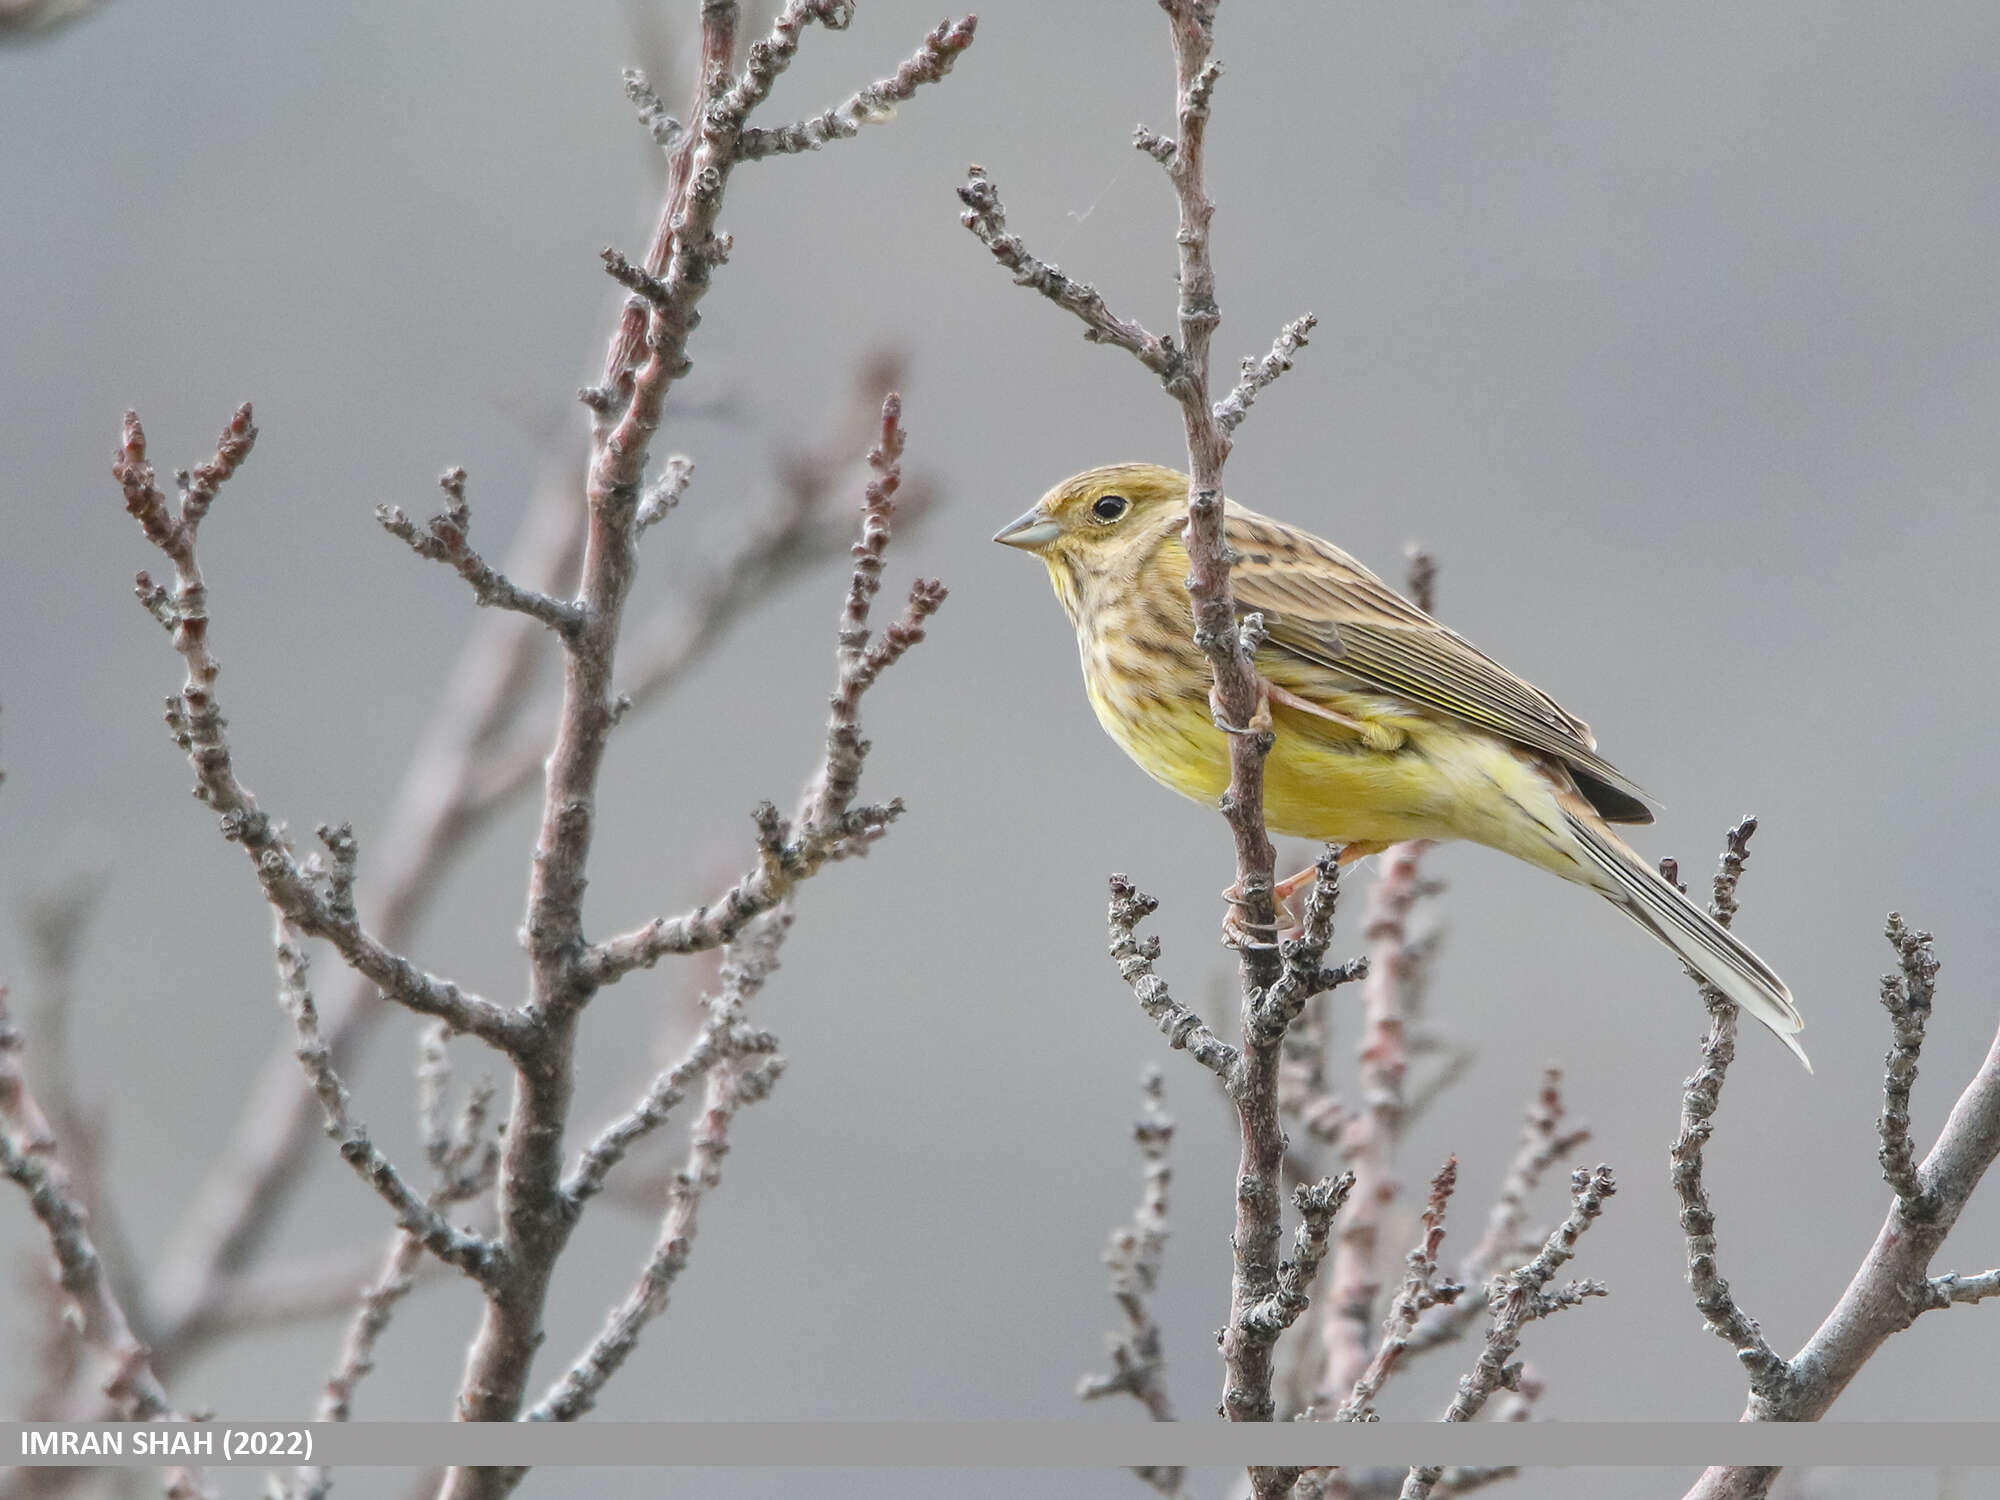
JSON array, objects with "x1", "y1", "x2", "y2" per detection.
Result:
[
  {"x1": 1319, "y1": 838, "x2": 1430, "y2": 1406},
  {"x1": 1336, "y1": 1158, "x2": 1463, "y2": 1421}
]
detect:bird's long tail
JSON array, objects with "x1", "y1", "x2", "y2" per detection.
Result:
[{"x1": 1561, "y1": 807, "x2": 1810, "y2": 1071}]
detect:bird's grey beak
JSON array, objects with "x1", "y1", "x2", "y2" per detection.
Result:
[{"x1": 993, "y1": 510, "x2": 1061, "y2": 551}]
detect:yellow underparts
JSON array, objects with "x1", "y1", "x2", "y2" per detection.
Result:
[{"x1": 1083, "y1": 654, "x2": 1592, "y2": 885}]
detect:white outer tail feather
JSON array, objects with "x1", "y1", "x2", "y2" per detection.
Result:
[{"x1": 1564, "y1": 812, "x2": 1811, "y2": 1072}]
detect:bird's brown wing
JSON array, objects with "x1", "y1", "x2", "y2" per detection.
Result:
[{"x1": 1222, "y1": 506, "x2": 1655, "y2": 823}]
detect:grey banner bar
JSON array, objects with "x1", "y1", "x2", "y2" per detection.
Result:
[{"x1": 8, "y1": 1422, "x2": 2000, "y2": 1469}]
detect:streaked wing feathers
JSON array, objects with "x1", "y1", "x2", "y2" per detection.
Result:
[{"x1": 1223, "y1": 507, "x2": 1655, "y2": 822}]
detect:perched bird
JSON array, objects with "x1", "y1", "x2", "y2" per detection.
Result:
[{"x1": 994, "y1": 462, "x2": 1808, "y2": 1068}]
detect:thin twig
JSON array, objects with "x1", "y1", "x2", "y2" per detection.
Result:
[
  {"x1": 955, "y1": 167, "x2": 1180, "y2": 380},
  {"x1": 1319, "y1": 838, "x2": 1431, "y2": 1406},
  {"x1": 0, "y1": 991, "x2": 215, "y2": 1499},
  {"x1": 583, "y1": 397, "x2": 944, "y2": 982},
  {"x1": 1079, "y1": 1069, "x2": 1183, "y2": 1499},
  {"x1": 112, "y1": 406, "x2": 524, "y2": 1051},
  {"x1": 563, "y1": 1007, "x2": 778, "y2": 1210},
  {"x1": 527, "y1": 909, "x2": 791, "y2": 1422},
  {"x1": 1215, "y1": 314, "x2": 1317, "y2": 434},
  {"x1": 1684, "y1": 925, "x2": 2000, "y2": 1500},
  {"x1": 1407, "y1": 1068, "x2": 1588, "y2": 1355},
  {"x1": 1107, "y1": 879, "x2": 1238, "y2": 1080},
  {"x1": 1337, "y1": 1158, "x2": 1464, "y2": 1420},
  {"x1": 1877, "y1": 912, "x2": 1939, "y2": 1208},
  {"x1": 377, "y1": 468, "x2": 584, "y2": 636},
  {"x1": 736, "y1": 16, "x2": 977, "y2": 159},
  {"x1": 1401, "y1": 1167, "x2": 1616, "y2": 1499},
  {"x1": 1667, "y1": 821, "x2": 1791, "y2": 1403},
  {"x1": 272, "y1": 917, "x2": 498, "y2": 1281}
]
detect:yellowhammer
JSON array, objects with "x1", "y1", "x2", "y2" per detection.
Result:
[{"x1": 995, "y1": 462, "x2": 1808, "y2": 1069}]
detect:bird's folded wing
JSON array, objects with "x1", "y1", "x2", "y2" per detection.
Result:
[{"x1": 1222, "y1": 509, "x2": 1655, "y2": 822}]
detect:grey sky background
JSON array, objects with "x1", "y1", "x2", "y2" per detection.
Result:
[{"x1": 4, "y1": 2, "x2": 2000, "y2": 1497}]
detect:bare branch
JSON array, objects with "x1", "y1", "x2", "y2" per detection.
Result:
[
  {"x1": 956, "y1": 165, "x2": 1180, "y2": 379},
  {"x1": 1319, "y1": 838, "x2": 1432, "y2": 1407},
  {"x1": 1255, "y1": 853, "x2": 1368, "y2": 1046},
  {"x1": 377, "y1": 468, "x2": 584, "y2": 635},
  {"x1": 442, "y1": 3, "x2": 916, "y2": 1453},
  {"x1": 302, "y1": 1044, "x2": 500, "y2": 1473},
  {"x1": 1401, "y1": 1167, "x2": 1617, "y2": 1500},
  {"x1": 272, "y1": 917, "x2": 499, "y2": 1281},
  {"x1": 0, "y1": 992, "x2": 214, "y2": 1498},
  {"x1": 466, "y1": 356, "x2": 922, "y2": 817},
  {"x1": 1337, "y1": 1158, "x2": 1464, "y2": 1420},
  {"x1": 112, "y1": 407, "x2": 525, "y2": 1051},
  {"x1": 17, "y1": 867, "x2": 154, "y2": 1388},
  {"x1": 1667, "y1": 822, "x2": 1791, "y2": 1403},
  {"x1": 448, "y1": 15, "x2": 954, "y2": 1441},
  {"x1": 1132, "y1": 123, "x2": 1176, "y2": 167},
  {"x1": 584, "y1": 396, "x2": 944, "y2": 983},
  {"x1": 0, "y1": 987, "x2": 169, "y2": 1416},
  {"x1": 1683, "y1": 908, "x2": 2000, "y2": 1499},
  {"x1": 737, "y1": 16, "x2": 977, "y2": 160},
  {"x1": 1240, "y1": 1173, "x2": 1356, "y2": 1344},
  {"x1": 149, "y1": 439, "x2": 585, "y2": 1357},
  {"x1": 1926, "y1": 1267, "x2": 2000, "y2": 1307},
  {"x1": 528, "y1": 910, "x2": 791, "y2": 1422},
  {"x1": 1107, "y1": 877, "x2": 1238, "y2": 1080},
  {"x1": 1080, "y1": 1070, "x2": 1183, "y2": 1498},
  {"x1": 622, "y1": 67, "x2": 683, "y2": 153},
  {"x1": 1408, "y1": 1068, "x2": 1587, "y2": 1355},
  {"x1": 1447, "y1": 1164, "x2": 1616, "y2": 1422},
  {"x1": 314, "y1": 1232, "x2": 424, "y2": 1430},
  {"x1": 635, "y1": 453, "x2": 694, "y2": 534},
  {"x1": 563, "y1": 1006, "x2": 778, "y2": 1210},
  {"x1": 1274, "y1": 858, "x2": 1372, "y2": 1183},
  {"x1": 1877, "y1": 911, "x2": 1939, "y2": 1206},
  {"x1": 1214, "y1": 314, "x2": 1317, "y2": 435}
]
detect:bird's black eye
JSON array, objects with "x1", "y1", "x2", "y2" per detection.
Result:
[{"x1": 1091, "y1": 493, "x2": 1129, "y2": 522}]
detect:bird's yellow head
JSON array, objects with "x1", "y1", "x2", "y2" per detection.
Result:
[{"x1": 991, "y1": 462, "x2": 1190, "y2": 571}]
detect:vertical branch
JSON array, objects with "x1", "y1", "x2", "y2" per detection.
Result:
[
  {"x1": 1876, "y1": 912, "x2": 1938, "y2": 1206},
  {"x1": 1318, "y1": 837, "x2": 1429, "y2": 1405},
  {"x1": 1154, "y1": 1, "x2": 1292, "y2": 1440},
  {"x1": 961, "y1": 0, "x2": 1319, "y2": 1442},
  {"x1": 1335, "y1": 1158, "x2": 1463, "y2": 1420},
  {"x1": 599, "y1": 1, "x2": 744, "y2": 397},
  {"x1": 439, "y1": 3, "x2": 967, "y2": 1483},
  {"x1": 1666, "y1": 822, "x2": 1790, "y2": 1403},
  {"x1": 446, "y1": 0, "x2": 753, "y2": 1446},
  {"x1": 1079, "y1": 1068, "x2": 1183, "y2": 1499}
]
